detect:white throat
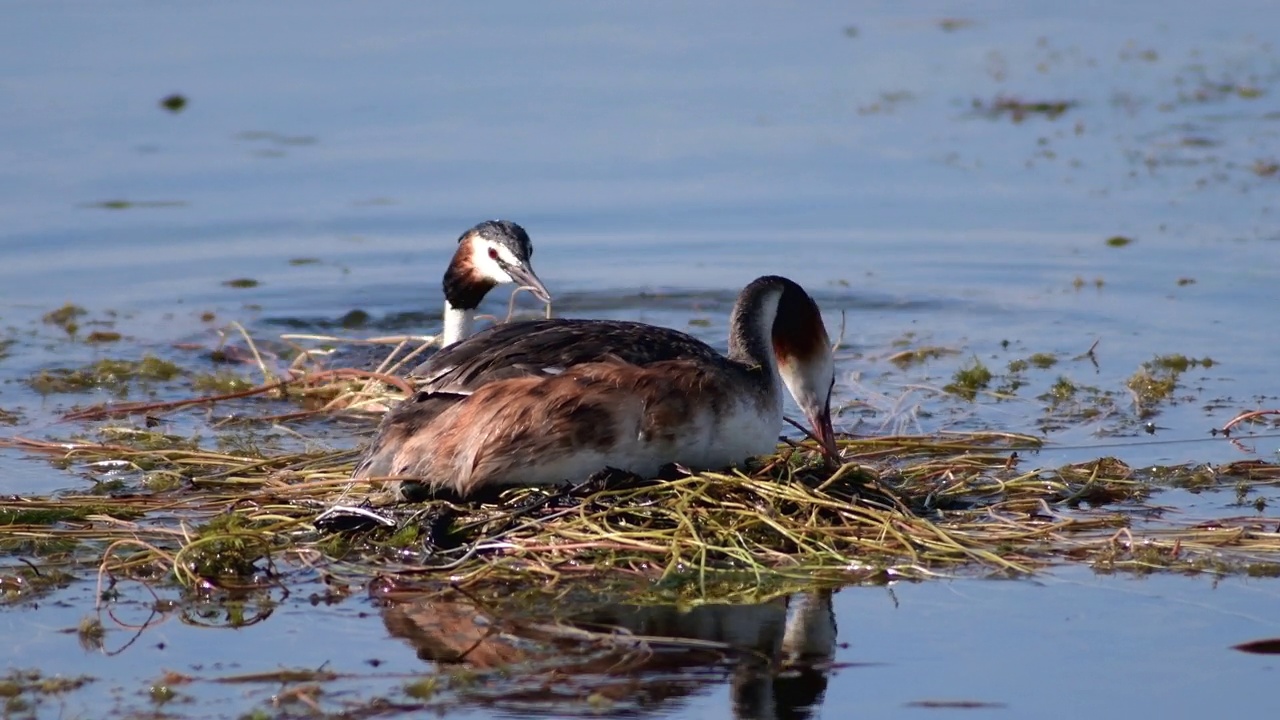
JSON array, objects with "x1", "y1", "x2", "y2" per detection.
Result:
[{"x1": 440, "y1": 301, "x2": 475, "y2": 348}]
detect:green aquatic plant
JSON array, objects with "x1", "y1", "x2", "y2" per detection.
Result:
[
  {"x1": 159, "y1": 93, "x2": 187, "y2": 112},
  {"x1": 1046, "y1": 376, "x2": 1078, "y2": 402},
  {"x1": 177, "y1": 513, "x2": 276, "y2": 581},
  {"x1": 974, "y1": 95, "x2": 1078, "y2": 121},
  {"x1": 84, "y1": 330, "x2": 122, "y2": 344},
  {"x1": 28, "y1": 355, "x2": 182, "y2": 395},
  {"x1": 1125, "y1": 353, "x2": 1214, "y2": 418},
  {"x1": 3, "y1": 506, "x2": 104, "y2": 526},
  {"x1": 1028, "y1": 352, "x2": 1058, "y2": 368},
  {"x1": 41, "y1": 303, "x2": 87, "y2": 335},
  {"x1": 191, "y1": 371, "x2": 257, "y2": 394},
  {"x1": 888, "y1": 345, "x2": 959, "y2": 368},
  {"x1": 945, "y1": 358, "x2": 994, "y2": 400}
]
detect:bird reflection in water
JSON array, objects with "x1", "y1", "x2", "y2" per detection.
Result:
[{"x1": 379, "y1": 588, "x2": 839, "y2": 719}]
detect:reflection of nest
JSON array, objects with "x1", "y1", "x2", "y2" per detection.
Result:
[{"x1": 381, "y1": 590, "x2": 836, "y2": 718}]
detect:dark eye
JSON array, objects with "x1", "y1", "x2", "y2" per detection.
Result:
[{"x1": 488, "y1": 247, "x2": 500, "y2": 260}]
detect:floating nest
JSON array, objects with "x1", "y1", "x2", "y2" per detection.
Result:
[{"x1": 3, "y1": 334, "x2": 1280, "y2": 605}]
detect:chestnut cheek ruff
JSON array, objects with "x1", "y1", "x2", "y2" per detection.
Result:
[
  {"x1": 770, "y1": 283, "x2": 828, "y2": 367},
  {"x1": 441, "y1": 238, "x2": 498, "y2": 311}
]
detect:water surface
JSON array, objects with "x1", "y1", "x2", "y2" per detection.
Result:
[{"x1": 2, "y1": 1, "x2": 1279, "y2": 717}]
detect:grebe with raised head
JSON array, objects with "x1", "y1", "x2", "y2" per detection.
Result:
[
  {"x1": 437, "y1": 219, "x2": 550, "y2": 348},
  {"x1": 325, "y1": 219, "x2": 550, "y2": 372},
  {"x1": 352, "y1": 275, "x2": 839, "y2": 498}
]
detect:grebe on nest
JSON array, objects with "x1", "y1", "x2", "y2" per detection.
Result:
[
  {"x1": 352, "y1": 275, "x2": 839, "y2": 498},
  {"x1": 325, "y1": 220, "x2": 550, "y2": 372},
  {"x1": 436, "y1": 219, "x2": 550, "y2": 348}
]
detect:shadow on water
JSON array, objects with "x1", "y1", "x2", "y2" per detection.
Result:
[{"x1": 258, "y1": 286, "x2": 940, "y2": 334}]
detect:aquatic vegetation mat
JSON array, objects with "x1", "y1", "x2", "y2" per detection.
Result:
[
  {"x1": 3, "y1": 330, "x2": 1280, "y2": 605},
  {"x1": 4, "y1": 407, "x2": 1280, "y2": 608},
  {"x1": 0, "y1": 321, "x2": 1276, "y2": 618}
]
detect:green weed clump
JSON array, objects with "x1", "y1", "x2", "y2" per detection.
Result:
[
  {"x1": 945, "y1": 359, "x2": 994, "y2": 400},
  {"x1": 29, "y1": 356, "x2": 182, "y2": 395}
]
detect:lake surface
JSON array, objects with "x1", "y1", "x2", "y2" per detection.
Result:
[{"x1": 2, "y1": 1, "x2": 1279, "y2": 717}]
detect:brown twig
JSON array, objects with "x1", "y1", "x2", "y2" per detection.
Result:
[
  {"x1": 1222, "y1": 409, "x2": 1280, "y2": 433},
  {"x1": 59, "y1": 369, "x2": 415, "y2": 422}
]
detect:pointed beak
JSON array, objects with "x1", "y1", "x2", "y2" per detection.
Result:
[
  {"x1": 504, "y1": 263, "x2": 552, "y2": 304},
  {"x1": 805, "y1": 400, "x2": 841, "y2": 466}
]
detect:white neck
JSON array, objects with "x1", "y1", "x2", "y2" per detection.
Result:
[{"x1": 440, "y1": 301, "x2": 475, "y2": 348}]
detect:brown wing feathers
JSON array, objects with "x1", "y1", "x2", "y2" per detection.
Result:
[{"x1": 363, "y1": 359, "x2": 741, "y2": 495}]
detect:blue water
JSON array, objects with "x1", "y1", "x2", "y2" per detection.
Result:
[
  {"x1": 3, "y1": 568, "x2": 1277, "y2": 717},
  {"x1": 2, "y1": 0, "x2": 1279, "y2": 717}
]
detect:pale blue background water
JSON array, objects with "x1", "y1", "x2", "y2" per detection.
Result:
[{"x1": 2, "y1": 1, "x2": 1279, "y2": 717}]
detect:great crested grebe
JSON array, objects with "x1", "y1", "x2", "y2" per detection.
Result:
[
  {"x1": 352, "y1": 275, "x2": 839, "y2": 498},
  {"x1": 436, "y1": 219, "x2": 551, "y2": 348},
  {"x1": 323, "y1": 220, "x2": 550, "y2": 372}
]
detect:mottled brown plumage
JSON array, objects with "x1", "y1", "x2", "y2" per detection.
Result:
[
  {"x1": 408, "y1": 318, "x2": 726, "y2": 393},
  {"x1": 364, "y1": 357, "x2": 770, "y2": 493}
]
